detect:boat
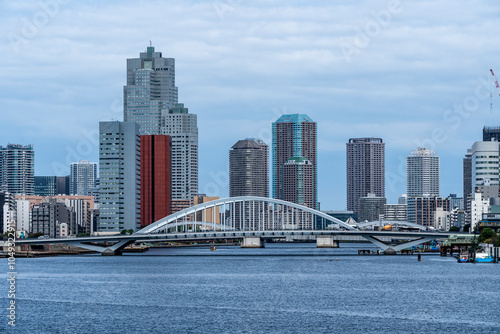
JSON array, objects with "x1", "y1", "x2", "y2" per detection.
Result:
[
  {"x1": 474, "y1": 252, "x2": 494, "y2": 263},
  {"x1": 458, "y1": 253, "x2": 469, "y2": 263},
  {"x1": 210, "y1": 245, "x2": 216, "y2": 251}
]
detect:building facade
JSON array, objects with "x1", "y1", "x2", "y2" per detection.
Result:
[
  {"x1": 70, "y1": 160, "x2": 97, "y2": 196},
  {"x1": 407, "y1": 147, "x2": 440, "y2": 197},
  {"x1": 124, "y1": 45, "x2": 178, "y2": 135},
  {"x1": 383, "y1": 204, "x2": 407, "y2": 221},
  {"x1": 31, "y1": 198, "x2": 75, "y2": 238},
  {"x1": 272, "y1": 114, "x2": 317, "y2": 209},
  {"x1": 406, "y1": 196, "x2": 450, "y2": 227},
  {"x1": 471, "y1": 141, "x2": 499, "y2": 190},
  {"x1": 0, "y1": 144, "x2": 34, "y2": 195},
  {"x1": 161, "y1": 103, "x2": 198, "y2": 201},
  {"x1": 483, "y1": 126, "x2": 500, "y2": 142},
  {"x1": 229, "y1": 138, "x2": 268, "y2": 198},
  {"x1": 99, "y1": 121, "x2": 140, "y2": 232},
  {"x1": 140, "y1": 135, "x2": 172, "y2": 227},
  {"x1": 358, "y1": 193, "x2": 386, "y2": 222},
  {"x1": 463, "y1": 149, "x2": 472, "y2": 201},
  {"x1": 346, "y1": 138, "x2": 385, "y2": 214},
  {"x1": 282, "y1": 157, "x2": 315, "y2": 209}
]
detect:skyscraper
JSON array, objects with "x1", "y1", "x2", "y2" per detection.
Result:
[
  {"x1": 406, "y1": 147, "x2": 440, "y2": 197},
  {"x1": 346, "y1": 138, "x2": 385, "y2": 213},
  {"x1": 161, "y1": 103, "x2": 198, "y2": 201},
  {"x1": 140, "y1": 135, "x2": 172, "y2": 227},
  {"x1": 124, "y1": 45, "x2": 178, "y2": 135},
  {"x1": 34, "y1": 176, "x2": 57, "y2": 196},
  {"x1": 70, "y1": 160, "x2": 97, "y2": 196},
  {"x1": 471, "y1": 141, "x2": 499, "y2": 190},
  {"x1": 463, "y1": 149, "x2": 472, "y2": 200},
  {"x1": 282, "y1": 157, "x2": 315, "y2": 208},
  {"x1": 99, "y1": 121, "x2": 140, "y2": 232},
  {"x1": 483, "y1": 126, "x2": 500, "y2": 142},
  {"x1": 229, "y1": 138, "x2": 268, "y2": 198},
  {"x1": 0, "y1": 144, "x2": 34, "y2": 195},
  {"x1": 272, "y1": 114, "x2": 317, "y2": 209}
]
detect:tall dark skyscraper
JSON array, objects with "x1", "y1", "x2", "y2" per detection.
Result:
[
  {"x1": 346, "y1": 138, "x2": 385, "y2": 214},
  {"x1": 483, "y1": 126, "x2": 500, "y2": 142},
  {"x1": 0, "y1": 144, "x2": 34, "y2": 195},
  {"x1": 124, "y1": 45, "x2": 178, "y2": 135},
  {"x1": 140, "y1": 135, "x2": 172, "y2": 227},
  {"x1": 229, "y1": 138, "x2": 268, "y2": 198},
  {"x1": 272, "y1": 114, "x2": 317, "y2": 209},
  {"x1": 463, "y1": 149, "x2": 472, "y2": 200}
]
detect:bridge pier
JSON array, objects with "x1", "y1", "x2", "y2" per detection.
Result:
[
  {"x1": 241, "y1": 237, "x2": 265, "y2": 248},
  {"x1": 383, "y1": 248, "x2": 397, "y2": 255},
  {"x1": 102, "y1": 248, "x2": 123, "y2": 256},
  {"x1": 316, "y1": 236, "x2": 339, "y2": 248}
]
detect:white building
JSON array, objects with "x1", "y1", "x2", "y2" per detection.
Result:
[
  {"x1": 470, "y1": 191, "x2": 490, "y2": 231},
  {"x1": 407, "y1": 148, "x2": 440, "y2": 197},
  {"x1": 70, "y1": 160, "x2": 97, "y2": 196},
  {"x1": 471, "y1": 141, "x2": 500, "y2": 190},
  {"x1": 161, "y1": 103, "x2": 198, "y2": 201},
  {"x1": 16, "y1": 199, "x2": 30, "y2": 233},
  {"x1": 433, "y1": 207, "x2": 451, "y2": 231}
]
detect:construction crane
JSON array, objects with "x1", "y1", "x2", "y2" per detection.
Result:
[{"x1": 490, "y1": 69, "x2": 500, "y2": 113}]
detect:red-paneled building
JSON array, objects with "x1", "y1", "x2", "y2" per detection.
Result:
[{"x1": 140, "y1": 135, "x2": 172, "y2": 227}]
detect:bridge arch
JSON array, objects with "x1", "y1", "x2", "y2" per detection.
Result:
[{"x1": 137, "y1": 196, "x2": 356, "y2": 234}]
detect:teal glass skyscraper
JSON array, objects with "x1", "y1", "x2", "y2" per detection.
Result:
[{"x1": 272, "y1": 114, "x2": 317, "y2": 209}]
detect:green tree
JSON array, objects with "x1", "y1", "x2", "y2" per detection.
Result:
[
  {"x1": 449, "y1": 226, "x2": 460, "y2": 232},
  {"x1": 28, "y1": 232, "x2": 44, "y2": 239},
  {"x1": 478, "y1": 228, "x2": 496, "y2": 243},
  {"x1": 463, "y1": 224, "x2": 471, "y2": 233}
]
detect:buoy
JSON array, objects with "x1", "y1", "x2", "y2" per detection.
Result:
[{"x1": 335, "y1": 258, "x2": 338, "y2": 261}]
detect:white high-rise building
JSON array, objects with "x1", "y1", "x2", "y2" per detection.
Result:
[
  {"x1": 471, "y1": 141, "x2": 500, "y2": 190},
  {"x1": 70, "y1": 160, "x2": 97, "y2": 196},
  {"x1": 124, "y1": 45, "x2": 178, "y2": 135},
  {"x1": 407, "y1": 147, "x2": 440, "y2": 197},
  {"x1": 161, "y1": 103, "x2": 198, "y2": 201},
  {"x1": 16, "y1": 199, "x2": 30, "y2": 233},
  {"x1": 99, "y1": 121, "x2": 140, "y2": 232},
  {"x1": 470, "y1": 191, "x2": 490, "y2": 231}
]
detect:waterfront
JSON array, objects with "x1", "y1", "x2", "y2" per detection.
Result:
[{"x1": 1, "y1": 243, "x2": 500, "y2": 333}]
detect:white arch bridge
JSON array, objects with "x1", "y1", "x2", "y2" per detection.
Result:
[{"x1": 19, "y1": 196, "x2": 463, "y2": 255}]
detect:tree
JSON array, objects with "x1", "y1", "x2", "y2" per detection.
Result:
[
  {"x1": 463, "y1": 224, "x2": 471, "y2": 233},
  {"x1": 28, "y1": 232, "x2": 44, "y2": 239},
  {"x1": 478, "y1": 228, "x2": 496, "y2": 243},
  {"x1": 449, "y1": 226, "x2": 460, "y2": 232}
]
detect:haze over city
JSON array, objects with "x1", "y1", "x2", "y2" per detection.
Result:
[{"x1": 2, "y1": 0, "x2": 500, "y2": 208}]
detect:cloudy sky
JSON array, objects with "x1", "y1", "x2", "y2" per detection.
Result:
[{"x1": 1, "y1": 0, "x2": 500, "y2": 209}]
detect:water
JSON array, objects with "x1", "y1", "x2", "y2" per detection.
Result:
[{"x1": 1, "y1": 243, "x2": 500, "y2": 333}]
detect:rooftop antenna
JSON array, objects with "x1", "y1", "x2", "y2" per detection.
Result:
[{"x1": 149, "y1": 40, "x2": 152, "y2": 47}]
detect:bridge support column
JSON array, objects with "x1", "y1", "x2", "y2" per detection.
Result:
[
  {"x1": 316, "y1": 236, "x2": 339, "y2": 248},
  {"x1": 241, "y1": 237, "x2": 264, "y2": 248},
  {"x1": 383, "y1": 248, "x2": 397, "y2": 255}
]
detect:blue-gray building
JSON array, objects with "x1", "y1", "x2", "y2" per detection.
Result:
[
  {"x1": 0, "y1": 144, "x2": 34, "y2": 195},
  {"x1": 99, "y1": 121, "x2": 140, "y2": 232}
]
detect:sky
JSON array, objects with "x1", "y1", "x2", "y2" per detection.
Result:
[{"x1": 1, "y1": 0, "x2": 500, "y2": 210}]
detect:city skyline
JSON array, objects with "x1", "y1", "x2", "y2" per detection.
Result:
[{"x1": 2, "y1": 1, "x2": 500, "y2": 209}]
